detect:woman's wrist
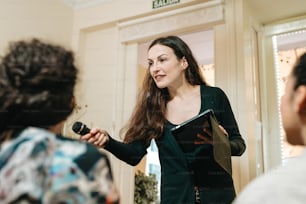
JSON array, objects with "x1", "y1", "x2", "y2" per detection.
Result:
[{"x1": 101, "y1": 134, "x2": 110, "y2": 148}]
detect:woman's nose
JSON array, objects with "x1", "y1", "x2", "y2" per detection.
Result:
[
  {"x1": 151, "y1": 65, "x2": 157, "y2": 72},
  {"x1": 151, "y1": 62, "x2": 160, "y2": 72}
]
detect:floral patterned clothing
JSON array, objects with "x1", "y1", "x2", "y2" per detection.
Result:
[{"x1": 0, "y1": 127, "x2": 119, "y2": 204}]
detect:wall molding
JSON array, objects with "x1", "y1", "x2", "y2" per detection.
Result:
[
  {"x1": 264, "y1": 15, "x2": 306, "y2": 36},
  {"x1": 117, "y1": 0, "x2": 224, "y2": 43}
]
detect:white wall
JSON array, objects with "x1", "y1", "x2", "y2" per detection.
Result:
[{"x1": 0, "y1": 0, "x2": 73, "y2": 52}]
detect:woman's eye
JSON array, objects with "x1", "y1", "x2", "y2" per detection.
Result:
[{"x1": 159, "y1": 58, "x2": 166, "y2": 63}]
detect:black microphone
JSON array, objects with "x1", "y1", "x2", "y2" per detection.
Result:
[{"x1": 72, "y1": 121, "x2": 91, "y2": 135}]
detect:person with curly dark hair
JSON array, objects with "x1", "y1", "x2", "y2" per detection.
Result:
[
  {"x1": 81, "y1": 35, "x2": 246, "y2": 204},
  {"x1": 0, "y1": 39, "x2": 119, "y2": 204}
]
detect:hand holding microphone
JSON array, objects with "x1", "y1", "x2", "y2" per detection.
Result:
[{"x1": 72, "y1": 121, "x2": 109, "y2": 148}]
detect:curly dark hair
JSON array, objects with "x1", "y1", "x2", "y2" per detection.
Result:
[{"x1": 0, "y1": 39, "x2": 77, "y2": 135}]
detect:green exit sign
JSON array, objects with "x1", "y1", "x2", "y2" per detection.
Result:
[{"x1": 152, "y1": 0, "x2": 180, "y2": 9}]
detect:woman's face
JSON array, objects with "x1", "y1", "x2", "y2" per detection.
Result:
[
  {"x1": 281, "y1": 74, "x2": 304, "y2": 145},
  {"x1": 147, "y1": 44, "x2": 187, "y2": 89}
]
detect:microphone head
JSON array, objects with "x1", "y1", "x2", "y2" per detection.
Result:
[
  {"x1": 72, "y1": 121, "x2": 90, "y2": 135},
  {"x1": 72, "y1": 121, "x2": 82, "y2": 133}
]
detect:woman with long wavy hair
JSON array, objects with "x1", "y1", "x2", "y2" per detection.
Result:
[{"x1": 82, "y1": 35, "x2": 246, "y2": 204}]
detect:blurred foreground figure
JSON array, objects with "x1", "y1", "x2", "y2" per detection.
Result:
[
  {"x1": 234, "y1": 52, "x2": 306, "y2": 204},
  {"x1": 0, "y1": 39, "x2": 119, "y2": 204}
]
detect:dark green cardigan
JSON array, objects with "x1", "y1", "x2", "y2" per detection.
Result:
[{"x1": 105, "y1": 85, "x2": 246, "y2": 204}]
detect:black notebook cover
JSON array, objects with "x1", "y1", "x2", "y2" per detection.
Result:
[
  {"x1": 170, "y1": 109, "x2": 232, "y2": 175},
  {"x1": 170, "y1": 109, "x2": 213, "y2": 153}
]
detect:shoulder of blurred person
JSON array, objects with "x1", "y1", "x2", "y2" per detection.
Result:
[
  {"x1": 0, "y1": 127, "x2": 119, "y2": 203},
  {"x1": 234, "y1": 149, "x2": 306, "y2": 204}
]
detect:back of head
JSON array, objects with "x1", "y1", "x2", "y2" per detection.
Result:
[
  {"x1": 292, "y1": 52, "x2": 306, "y2": 90},
  {"x1": 0, "y1": 39, "x2": 77, "y2": 134}
]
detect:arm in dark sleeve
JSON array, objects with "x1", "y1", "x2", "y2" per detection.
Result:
[
  {"x1": 215, "y1": 88, "x2": 246, "y2": 156},
  {"x1": 104, "y1": 136, "x2": 148, "y2": 166}
]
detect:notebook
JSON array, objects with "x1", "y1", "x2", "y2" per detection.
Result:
[
  {"x1": 170, "y1": 109, "x2": 232, "y2": 175},
  {"x1": 170, "y1": 109, "x2": 214, "y2": 153}
]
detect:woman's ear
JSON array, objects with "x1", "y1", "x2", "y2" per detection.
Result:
[
  {"x1": 181, "y1": 57, "x2": 188, "y2": 69},
  {"x1": 294, "y1": 86, "x2": 306, "y2": 114}
]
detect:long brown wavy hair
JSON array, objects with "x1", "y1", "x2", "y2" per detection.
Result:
[{"x1": 123, "y1": 36, "x2": 207, "y2": 144}]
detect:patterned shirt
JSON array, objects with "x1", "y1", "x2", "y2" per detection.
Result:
[{"x1": 0, "y1": 127, "x2": 119, "y2": 204}]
